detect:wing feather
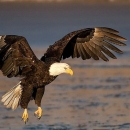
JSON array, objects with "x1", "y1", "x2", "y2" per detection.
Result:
[
  {"x1": 91, "y1": 37, "x2": 123, "y2": 53},
  {"x1": 100, "y1": 46, "x2": 116, "y2": 59},
  {"x1": 88, "y1": 41, "x2": 109, "y2": 61},
  {"x1": 73, "y1": 44, "x2": 78, "y2": 58},
  {"x1": 80, "y1": 43, "x2": 91, "y2": 59},
  {"x1": 0, "y1": 35, "x2": 38, "y2": 78},
  {"x1": 79, "y1": 44, "x2": 89, "y2": 60},
  {"x1": 103, "y1": 41, "x2": 123, "y2": 54},
  {"x1": 73, "y1": 43, "x2": 80, "y2": 58},
  {"x1": 105, "y1": 36, "x2": 126, "y2": 46},
  {"x1": 83, "y1": 42, "x2": 100, "y2": 60},
  {"x1": 3, "y1": 63, "x2": 14, "y2": 76},
  {"x1": 95, "y1": 27, "x2": 119, "y2": 34},
  {"x1": 94, "y1": 31, "x2": 126, "y2": 41},
  {"x1": 82, "y1": 43, "x2": 98, "y2": 60},
  {"x1": 76, "y1": 43, "x2": 83, "y2": 58}
]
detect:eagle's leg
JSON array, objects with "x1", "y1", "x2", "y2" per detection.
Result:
[
  {"x1": 22, "y1": 108, "x2": 28, "y2": 123},
  {"x1": 20, "y1": 84, "x2": 33, "y2": 123},
  {"x1": 34, "y1": 86, "x2": 45, "y2": 119},
  {"x1": 34, "y1": 107, "x2": 43, "y2": 119}
]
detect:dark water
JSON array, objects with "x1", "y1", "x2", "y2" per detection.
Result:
[{"x1": 0, "y1": 1, "x2": 130, "y2": 130}]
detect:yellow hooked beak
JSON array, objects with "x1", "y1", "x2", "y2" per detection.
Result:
[{"x1": 66, "y1": 68, "x2": 73, "y2": 76}]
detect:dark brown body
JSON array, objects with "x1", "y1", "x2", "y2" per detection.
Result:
[{"x1": 20, "y1": 60, "x2": 57, "y2": 108}]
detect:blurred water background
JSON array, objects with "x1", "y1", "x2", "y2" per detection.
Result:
[{"x1": 0, "y1": 0, "x2": 130, "y2": 130}]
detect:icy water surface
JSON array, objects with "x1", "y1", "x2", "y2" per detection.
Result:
[{"x1": 0, "y1": 1, "x2": 130, "y2": 130}]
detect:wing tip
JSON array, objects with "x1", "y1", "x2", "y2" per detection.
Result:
[
  {"x1": 95, "y1": 27, "x2": 119, "y2": 34},
  {"x1": 95, "y1": 27, "x2": 127, "y2": 42},
  {"x1": 121, "y1": 38, "x2": 127, "y2": 42}
]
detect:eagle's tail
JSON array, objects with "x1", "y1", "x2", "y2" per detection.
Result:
[{"x1": 1, "y1": 82, "x2": 23, "y2": 110}]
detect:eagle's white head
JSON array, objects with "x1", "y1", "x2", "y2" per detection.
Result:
[{"x1": 49, "y1": 63, "x2": 73, "y2": 76}]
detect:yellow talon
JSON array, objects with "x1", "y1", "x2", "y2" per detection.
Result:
[
  {"x1": 34, "y1": 107, "x2": 43, "y2": 119},
  {"x1": 22, "y1": 109, "x2": 28, "y2": 123}
]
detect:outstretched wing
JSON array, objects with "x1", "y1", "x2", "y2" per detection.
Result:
[
  {"x1": 0, "y1": 35, "x2": 38, "y2": 78},
  {"x1": 42, "y1": 27, "x2": 126, "y2": 62}
]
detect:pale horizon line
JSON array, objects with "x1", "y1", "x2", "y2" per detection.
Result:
[{"x1": 0, "y1": 0, "x2": 130, "y2": 4}]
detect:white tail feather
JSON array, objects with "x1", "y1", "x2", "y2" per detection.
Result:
[{"x1": 1, "y1": 82, "x2": 23, "y2": 110}]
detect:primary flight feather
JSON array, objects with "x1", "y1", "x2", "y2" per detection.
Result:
[{"x1": 0, "y1": 27, "x2": 126, "y2": 123}]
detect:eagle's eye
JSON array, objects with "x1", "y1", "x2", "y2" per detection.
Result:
[{"x1": 64, "y1": 67, "x2": 67, "y2": 70}]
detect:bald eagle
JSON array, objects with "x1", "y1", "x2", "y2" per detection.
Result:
[{"x1": 0, "y1": 27, "x2": 126, "y2": 123}]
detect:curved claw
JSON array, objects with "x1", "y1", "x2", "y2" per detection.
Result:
[
  {"x1": 22, "y1": 109, "x2": 28, "y2": 124},
  {"x1": 34, "y1": 107, "x2": 43, "y2": 119}
]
